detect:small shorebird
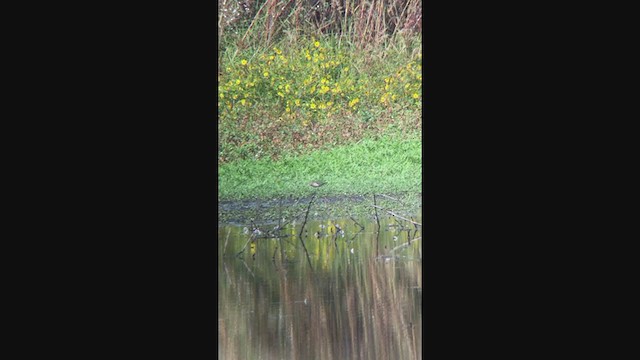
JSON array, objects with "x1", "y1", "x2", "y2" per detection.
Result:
[{"x1": 309, "y1": 181, "x2": 325, "y2": 188}]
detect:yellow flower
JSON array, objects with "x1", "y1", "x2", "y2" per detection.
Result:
[
  {"x1": 295, "y1": 99, "x2": 301, "y2": 106},
  {"x1": 263, "y1": 71, "x2": 269, "y2": 78},
  {"x1": 286, "y1": 107, "x2": 291, "y2": 113},
  {"x1": 314, "y1": 41, "x2": 320, "y2": 48},
  {"x1": 235, "y1": 79, "x2": 241, "y2": 85},
  {"x1": 220, "y1": 92, "x2": 225, "y2": 99},
  {"x1": 241, "y1": 59, "x2": 247, "y2": 66},
  {"x1": 310, "y1": 102, "x2": 317, "y2": 109},
  {"x1": 274, "y1": 47, "x2": 281, "y2": 55},
  {"x1": 412, "y1": 93, "x2": 420, "y2": 99},
  {"x1": 240, "y1": 99, "x2": 246, "y2": 105},
  {"x1": 348, "y1": 98, "x2": 360, "y2": 107}
]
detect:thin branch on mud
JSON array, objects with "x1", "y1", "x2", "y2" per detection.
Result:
[
  {"x1": 373, "y1": 194, "x2": 381, "y2": 231},
  {"x1": 378, "y1": 193, "x2": 408, "y2": 207},
  {"x1": 298, "y1": 193, "x2": 316, "y2": 239},
  {"x1": 296, "y1": 193, "x2": 316, "y2": 270},
  {"x1": 378, "y1": 193, "x2": 399, "y2": 202},
  {"x1": 372, "y1": 205, "x2": 422, "y2": 226}
]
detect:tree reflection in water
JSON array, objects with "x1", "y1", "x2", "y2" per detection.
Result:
[{"x1": 219, "y1": 214, "x2": 422, "y2": 359}]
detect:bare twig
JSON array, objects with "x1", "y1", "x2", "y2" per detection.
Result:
[
  {"x1": 350, "y1": 216, "x2": 365, "y2": 230},
  {"x1": 373, "y1": 194, "x2": 381, "y2": 230},
  {"x1": 372, "y1": 205, "x2": 422, "y2": 226},
  {"x1": 240, "y1": 0, "x2": 270, "y2": 45},
  {"x1": 374, "y1": 194, "x2": 381, "y2": 256},
  {"x1": 298, "y1": 193, "x2": 316, "y2": 239},
  {"x1": 297, "y1": 193, "x2": 316, "y2": 269},
  {"x1": 378, "y1": 193, "x2": 409, "y2": 208},
  {"x1": 378, "y1": 193, "x2": 400, "y2": 202}
]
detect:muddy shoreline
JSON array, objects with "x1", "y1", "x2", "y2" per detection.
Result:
[{"x1": 219, "y1": 192, "x2": 422, "y2": 226}]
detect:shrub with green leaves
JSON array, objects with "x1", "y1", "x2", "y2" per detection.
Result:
[{"x1": 218, "y1": 36, "x2": 421, "y2": 164}]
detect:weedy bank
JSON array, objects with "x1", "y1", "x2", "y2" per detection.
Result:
[
  {"x1": 218, "y1": 0, "x2": 422, "y2": 164},
  {"x1": 218, "y1": 0, "x2": 422, "y2": 207}
]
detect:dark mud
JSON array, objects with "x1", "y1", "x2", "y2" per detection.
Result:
[{"x1": 219, "y1": 192, "x2": 422, "y2": 226}]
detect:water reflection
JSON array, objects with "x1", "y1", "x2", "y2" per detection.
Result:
[{"x1": 219, "y1": 215, "x2": 422, "y2": 359}]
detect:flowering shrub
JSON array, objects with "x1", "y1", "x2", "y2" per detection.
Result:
[{"x1": 218, "y1": 37, "x2": 422, "y2": 163}]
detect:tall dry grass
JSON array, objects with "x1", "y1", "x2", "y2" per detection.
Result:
[{"x1": 218, "y1": 0, "x2": 422, "y2": 53}]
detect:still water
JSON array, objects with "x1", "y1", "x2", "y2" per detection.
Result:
[{"x1": 219, "y1": 213, "x2": 422, "y2": 359}]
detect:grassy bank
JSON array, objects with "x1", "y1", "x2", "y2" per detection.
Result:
[
  {"x1": 218, "y1": 0, "x2": 422, "y2": 165},
  {"x1": 219, "y1": 134, "x2": 421, "y2": 200},
  {"x1": 218, "y1": 35, "x2": 421, "y2": 164},
  {"x1": 218, "y1": 0, "x2": 422, "y2": 208}
]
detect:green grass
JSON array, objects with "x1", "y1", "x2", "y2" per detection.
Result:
[
  {"x1": 218, "y1": 1, "x2": 422, "y2": 215},
  {"x1": 218, "y1": 134, "x2": 421, "y2": 201}
]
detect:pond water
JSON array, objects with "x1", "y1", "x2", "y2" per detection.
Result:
[{"x1": 218, "y1": 212, "x2": 422, "y2": 359}]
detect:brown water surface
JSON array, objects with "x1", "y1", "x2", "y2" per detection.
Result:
[{"x1": 219, "y1": 214, "x2": 422, "y2": 359}]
